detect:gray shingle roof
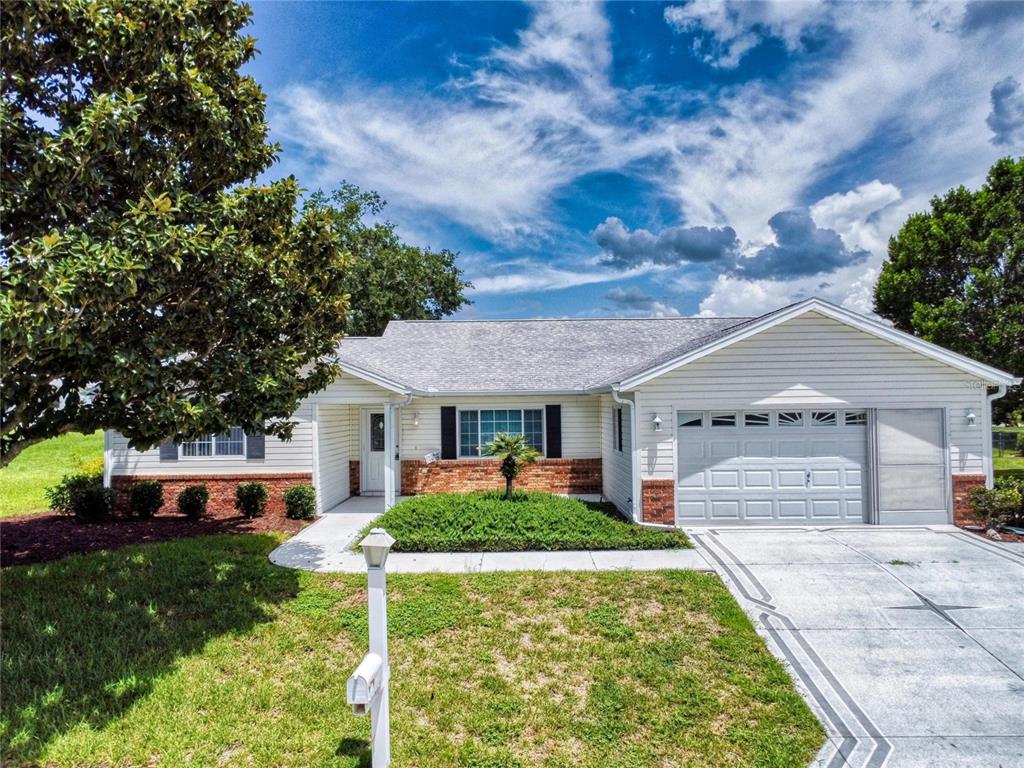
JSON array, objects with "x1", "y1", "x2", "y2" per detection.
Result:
[{"x1": 335, "y1": 316, "x2": 752, "y2": 393}]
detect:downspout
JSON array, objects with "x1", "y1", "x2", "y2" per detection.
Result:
[
  {"x1": 611, "y1": 386, "x2": 642, "y2": 524},
  {"x1": 390, "y1": 394, "x2": 414, "y2": 501},
  {"x1": 986, "y1": 385, "x2": 1007, "y2": 488}
]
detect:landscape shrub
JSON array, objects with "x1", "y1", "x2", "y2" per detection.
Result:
[
  {"x1": 366, "y1": 490, "x2": 691, "y2": 552},
  {"x1": 235, "y1": 482, "x2": 268, "y2": 518},
  {"x1": 177, "y1": 484, "x2": 210, "y2": 520},
  {"x1": 284, "y1": 484, "x2": 316, "y2": 520},
  {"x1": 45, "y1": 471, "x2": 113, "y2": 522},
  {"x1": 1016, "y1": 431, "x2": 1024, "y2": 456},
  {"x1": 970, "y1": 483, "x2": 1024, "y2": 528},
  {"x1": 129, "y1": 480, "x2": 164, "y2": 519}
]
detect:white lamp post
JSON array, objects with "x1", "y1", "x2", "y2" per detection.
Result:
[{"x1": 347, "y1": 528, "x2": 395, "y2": 768}]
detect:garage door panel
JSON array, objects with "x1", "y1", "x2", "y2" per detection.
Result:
[
  {"x1": 846, "y1": 469, "x2": 862, "y2": 486},
  {"x1": 810, "y1": 469, "x2": 841, "y2": 488},
  {"x1": 678, "y1": 469, "x2": 706, "y2": 488},
  {"x1": 847, "y1": 500, "x2": 864, "y2": 521},
  {"x1": 711, "y1": 500, "x2": 741, "y2": 519},
  {"x1": 744, "y1": 500, "x2": 774, "y2": 518},
  {"x1": 710, "y1": 470, "x2": 740, "y2": 489},
  {"x1": 710, "y1": 440, "x2": 739, "y2": 458},
  {"x1": 778, "y1": 499, "x2": 808, "y2": 518},
  {"x1": 811, "y1": 499, "x2": 842, "y2": 518},
  {"x1": 743, "y1": 470, "x2": 772, "y2": 488},
  {"x1": 778, "y1": 440, "x2": 806, "y2": 457},
  {"x1": 778, "y1": 470, "x2": 806, "y2": 488},
  {"x1": 678, "y1": 500, "x2": 706, "y2": 520},
  {"x1": 679, "y1": 442, "x2": 705, "y2": 460},
  {"x1": 743, "y1": 440, "x2": 772, "y2": 458}
]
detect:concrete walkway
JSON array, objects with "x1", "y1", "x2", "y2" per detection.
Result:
[
  {"x1": 692, "y1": 525, "x2": 1024, "y2": 768},
  {"x1": 268, "y1": 511, "x2": 710, "y2": 573}
]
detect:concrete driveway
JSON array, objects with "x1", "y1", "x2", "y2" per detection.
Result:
[{"x1": 690, "y1": 526, "x2": 1024, "y2": 768}]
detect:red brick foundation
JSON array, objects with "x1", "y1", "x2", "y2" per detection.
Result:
[
  {"x1": 641, "y1": 479, "x2": 675, "y2": 525},
  {"x1": 349, "y1": 460, "x2": 360, "y2": 496},
  {"x1": 400, "y1": 458, "x2": 602, "y2": 495},
  {"x1": 112, "y1": 473, "x2": 313, "y2": 516},
  {"x1": 952, "y1": 474, "x2": 987, "y2": 526}
]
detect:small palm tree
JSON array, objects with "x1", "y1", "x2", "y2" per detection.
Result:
[{"x1": 484, "y1": 432, "x2": 540, "y2": 500}]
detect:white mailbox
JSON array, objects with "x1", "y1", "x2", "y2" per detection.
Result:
[{"x1": 347, "y1": 652, "x2": 384, "y2": 715}]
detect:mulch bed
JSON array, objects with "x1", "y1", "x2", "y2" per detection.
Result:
[
  {"x1": 955, "y1": 519, "x2": 1024, "y2": 544},
  {"x1": 1, "y1": 509, "x2": 310, "y2": 568}
]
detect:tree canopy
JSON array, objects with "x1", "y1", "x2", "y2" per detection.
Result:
[
  {"x1": 874, "y1": 156, "x2": 1023, "y2": 420},
  {"x1": 0, "y1": 1, "x2": 469, "y2": 464}
]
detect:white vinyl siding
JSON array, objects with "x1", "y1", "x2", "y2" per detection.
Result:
[
  {"x1": 398, "y1": 395, "x2": 600, "y2": 461},
  {"x1": 308, "y1": 371, "x2": 400, "y2": 404},
  {"x1": 632, "y1": 311, "x2": 988, "y2": 481},
  {"x1": 108, "y1": 402, "x2": 315, "y2": 476},
  {"x1": 317, "y1": 404, "x2": 353, "y2": 510},
  {"x1": 601, "y1": 395, "x2": 633, "y2": 514}
]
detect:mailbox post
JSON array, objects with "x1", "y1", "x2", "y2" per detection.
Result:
[{"x1": 347, "y1": 528, "x2": 395, "y2": 768}]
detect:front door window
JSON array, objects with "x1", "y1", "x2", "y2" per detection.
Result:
[{"x1": 370, "y1": 413, "x2": 385, "y2": 451}]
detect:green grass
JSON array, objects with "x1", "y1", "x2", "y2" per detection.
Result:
[
  {"x1": 367, "y1": 491, "x2": 692, "y2": 551},
  {"x1": 0, "y1": 432, "x2": 103, "y2": 518},
  {"x1": 1, "y1": 534, "x2": 824, "y2": 767}
]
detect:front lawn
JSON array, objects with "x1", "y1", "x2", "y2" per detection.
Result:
[
  {"x1": 0, "y1": 431, "x2": 103, "y2": 518},
  {"x1": 368, "y1": 491, "x2": 691, "y2": 551},
  {"x1": 0, "y1": 534, "x2": 823, "y2": 767}
]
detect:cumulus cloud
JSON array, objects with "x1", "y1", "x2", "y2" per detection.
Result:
[
  {"x1": 663, "y1": 0, "x2": 830, "y2": 68},
  {"x1": 469, "y1": 259, "x2": 655, "y2": 294},
  {"x1": 961, "y1": 1, "x2": 1024, "y2": 33},
  {"x1": 987, "y1": 76, "x2": 1024, "y2": 146},
  {"x1": 730, "y1": 210, "x2": 870, "y2": 280},
  {"x1": 592, "y1": 216, "x2": 739, "y2": 268},
  {"x1": 604, "y1": 286, "x2": 681, "y2": 317}
]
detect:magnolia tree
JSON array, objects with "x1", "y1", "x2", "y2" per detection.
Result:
[
  {"x1": 0, "y1": 1, "x2": 468, "y2": 464},
  {"x1": 484, "y1": 433, "x2": 540, "y2": 500}
]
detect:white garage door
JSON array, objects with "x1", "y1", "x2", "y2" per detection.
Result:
[{"x1": 677, "y1": 409, "x2": 867, "y2": 524}]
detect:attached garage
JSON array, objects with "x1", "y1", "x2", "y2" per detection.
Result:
[{"x1": 620, "y1": 300, "x2": 1019, "y2": 528}]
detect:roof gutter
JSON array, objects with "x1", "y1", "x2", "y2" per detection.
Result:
[{"x1": 611, "y1": 386, "x2": 642, "y2": 524}]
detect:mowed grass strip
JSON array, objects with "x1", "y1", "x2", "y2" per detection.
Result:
[
  {"x1": 0, "y1": 431, "x2": 103, "y2": 518},
  {"x1": 367, "y1": 491, "x2": 691, "y2": 551},
  {"x1": 1, "y1": 534, "x2": 823, "y2": 767}
]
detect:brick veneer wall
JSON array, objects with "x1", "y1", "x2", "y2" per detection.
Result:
[
  {"x1": 400, "y1": 458, "x2": 602, "y2": 495},
  {"x1": 641, "y1": 479, "x2": 675, "y2": 525},
  {"x1": 952, "y1": 474, "x2": 987, "y2": 526},
  {"x1": 112, "y1": 473, "x2": 312, "y2": 516},
  {"x1": 349, "y1": 460, "x2": 360, "y2": 496}
]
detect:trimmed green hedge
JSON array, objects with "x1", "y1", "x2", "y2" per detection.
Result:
[{"x1": 365, "y1": 491, "x2": 691, "y2": 552}]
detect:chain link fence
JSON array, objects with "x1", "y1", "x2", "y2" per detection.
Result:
[{"x1": 993, "y1": 429, "x2": 1023, "y2": 458}]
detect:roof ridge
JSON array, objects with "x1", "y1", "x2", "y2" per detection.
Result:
[{"x1": 388, "y1": 316, "x2": 753, "y2": 324}]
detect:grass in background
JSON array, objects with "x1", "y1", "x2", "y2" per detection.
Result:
[
  {"x1": 0, "y1": 432, "x2": 103, "y2": 518},
  {"x1": 368, "y1": 491, "x2": 691, "y2": 551},
  {"x1": 0, "y1": 534, "x2": 822, "y2": 767}
]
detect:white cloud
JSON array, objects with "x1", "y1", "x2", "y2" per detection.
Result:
[
  {"x1": 469, "y1": 260, "x2": 656, "y2": 294},
  {"x1": 664, "y1": 0, "x2": 829, "y2": 68}
]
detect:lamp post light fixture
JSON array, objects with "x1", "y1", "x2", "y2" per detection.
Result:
[
  {"x1": 652, "y1": 414, "x2": 663, "y2": 432},
  {"x1": 347, "y1": 528, "x2": 395, "y2": 767}
]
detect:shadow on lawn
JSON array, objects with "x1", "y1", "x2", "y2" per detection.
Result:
[{"x1": 0, "y1": 533, "x2": 299, "y2": 762}]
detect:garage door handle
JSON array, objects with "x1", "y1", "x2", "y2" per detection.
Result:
[{"x1": 805, "y1": 470, "x2": 811, "y2": 486}]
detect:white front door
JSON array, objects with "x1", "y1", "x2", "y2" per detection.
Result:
[
  {"x1": 676, "y1": 409, "x2": 868, "y2": 524},
  {"x1": 363, "y1": 410, "x2": 386, "y2": 495}
]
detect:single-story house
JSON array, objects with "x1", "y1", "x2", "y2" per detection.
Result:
[{"x1": 106, "y1": 298, "x2": 1020, "y2": 526}]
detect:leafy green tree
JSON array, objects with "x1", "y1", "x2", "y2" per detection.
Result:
[
  {"x1": 0, "y1": 1, "x2": 352, "y2": 464},
  {"x1": 875, "y1": 157, "x2": 1023, "y2": 420},
  {"x1": 312, "y1": 186, "x2": 471, "y2": 337},
  {"x1": 484, "y1": 433, "x2": 540, "y2": 500}
]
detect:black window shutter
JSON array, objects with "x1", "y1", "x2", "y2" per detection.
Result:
[
  {"x1": 159, "y1": 438, "x2": 178, "y2": 461},
  {"x1": 246, "y1": 431, "x2": 265, "y2": 460},
  {"x1": 545, "y1": 404, "x2": 561, "y2": 458},
  {"x1": 616, "y1": 407, "x2": 623, "y2": 451},
  {"x1": 440, "y1": 406, "x2": 457, "y2": 459}
]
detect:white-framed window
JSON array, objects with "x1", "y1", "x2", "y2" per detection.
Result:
[
  {"x1": 677, "y1": 412, "x2": 703, "y2": 428},
  {"x1": 710, "y1": 412, "x2": 737, "y2": 427},
  {"x1": 744, "y1": 412, "x2": 770, "y2": 427},
  {"x1": 844, "y1": 410, "x2": 867, "y2": 426},
  {"x1": 778, "y1": 411, "x2": 804, "y2": 427},
  {"x1": 459, "y1": 408, "x2": 543, "y2": 457},
  {"x1": 181, "y1": 426, "x2": 245, "y2": 458},
  {"x1": 811, "y1": 410, "x2": 838, "y2": 427}
]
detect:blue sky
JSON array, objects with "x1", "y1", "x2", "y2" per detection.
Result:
[{"x1": 244, "y1": 0, "x2": 1024, "y2": 319}]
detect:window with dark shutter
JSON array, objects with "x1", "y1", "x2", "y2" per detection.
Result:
[
  {"x1": 440, "y1": 406, "x2": 457, "y2": 459},
  {"x1": 544, "y1": 404, "x2": 561, "y2": 458}
]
